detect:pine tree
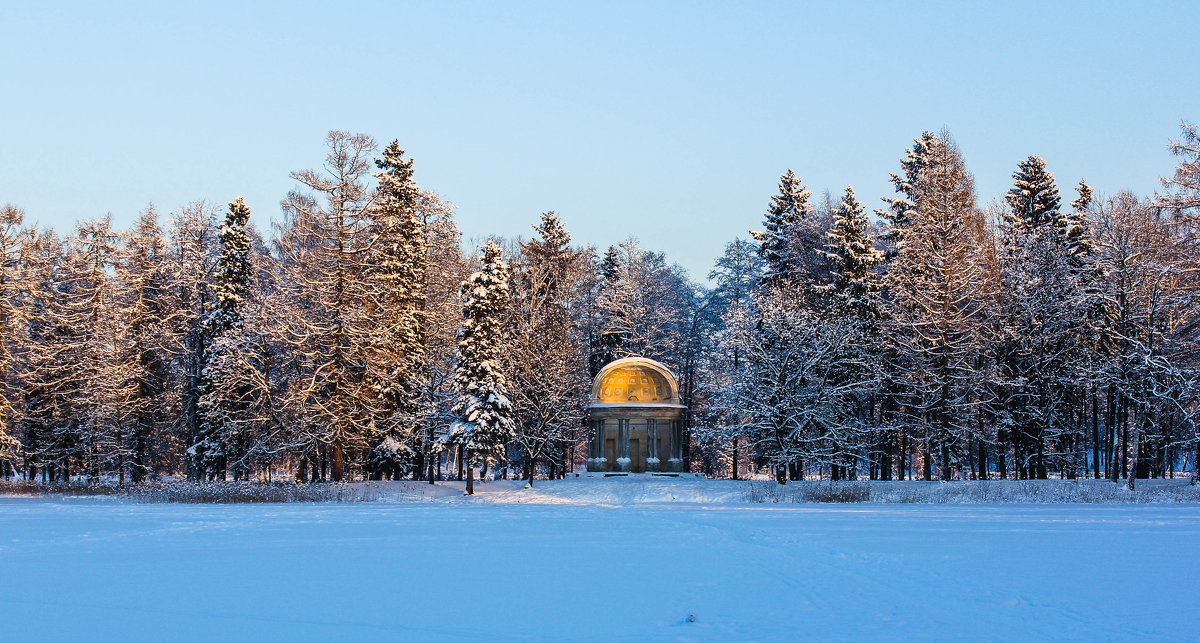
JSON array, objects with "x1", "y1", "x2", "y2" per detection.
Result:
[{"x1": 445, "y1": 240, "x2": 515, "y2": 495}]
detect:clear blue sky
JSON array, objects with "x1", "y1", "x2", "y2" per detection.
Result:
[{"x1": 2, "y1": 1, "x2": 1196, "y2": 280}]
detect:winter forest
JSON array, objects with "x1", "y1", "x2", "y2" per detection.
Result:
[{"x1": 3, "y1": 124, "x2": 1200, "y2": 490}]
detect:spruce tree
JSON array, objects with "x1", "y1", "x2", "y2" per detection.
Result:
[
  {"x1": 878, "y1": 131, "x2": 938, "y2": 254},
  {"x1": 446, "y1": 240, "x2": 515, "y2": 495},
  {"x1": 365, "y1": 141, "x2": 427, "y2": 480},
  {"x1": 589, "y1": 244, "x2": 627, "y2": 375},
  {"x1": 507, "y1": 212, "x2": 588, "y2": 484},
  {"x1": 997, "y1": 158, "x2": 1084, "y2": 479},
  {"x1": 818, "y1": 186, "x2": 884, "y2": 318},
  {"x1": 193, "y1": 197, "x2": 254, "y2": 480},
  {"x1": 1062, "y1": 179, "x2": 1095, "y2": 260},
  {"x1": 1004, "y1": 155, "x2": 1062, "y2": 233},
  {"x1": 750, "y1": 169, "x2": 812, "y2": 289}
]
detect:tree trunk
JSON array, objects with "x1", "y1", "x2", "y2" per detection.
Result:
[
  {"x1": 1194, "y1": 439, "x2": 1200, "y2": 486},
  {"x1": 731, "y1": 438, "x2": 738, "y2": 481},
  {"x1": 922, "y1": 440, "x2": 932, "y2": 481},
  {"x1": 1090, "y1": 390, "x2": 1100, "y2": 479},
  {"x1": 331, "y1": 445, "x2": 344, "y2": 482},
  {"x1": 465, "y1": 449, "x2": 474, "y2": 495},
  {"x1": 940, "y1": 442, "x2": 951, "y2": 481}
]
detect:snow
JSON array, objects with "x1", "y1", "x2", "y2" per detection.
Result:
[{"x1": 2, "y1": 477, "x2": 1198, "y2": 640}]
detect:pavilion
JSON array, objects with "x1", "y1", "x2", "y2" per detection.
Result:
[{"x1": 586, "y1": 356, "x2": 687, "y2": 473}]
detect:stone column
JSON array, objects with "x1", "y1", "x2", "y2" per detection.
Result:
[
  {"x1": 594, "y1": 420, "x2": 604, "y2": 460},
  {"x1": 671, "y1": 419, "x2": 681, "y2": 460},
  {"x1": 648, "y1": 419, "x2": 657, "y2": 459},
  {"x1": 622, "y1": 419, "x2": 631, "y2": 460}
]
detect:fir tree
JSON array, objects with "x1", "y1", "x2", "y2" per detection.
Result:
[
  {"x1": 1062, "y1": 179, "x2": 1095, "y2": 260},
  {"x1": 589, "y1": 244, "x2": 627, "y2": 375},
  {"x1": 445, "y1": 240, "x2": 515, "y2": 495}
]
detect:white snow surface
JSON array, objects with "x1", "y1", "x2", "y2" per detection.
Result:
[{"x1": 2, "y1": 476, "x2": 1198, "y2": 641}]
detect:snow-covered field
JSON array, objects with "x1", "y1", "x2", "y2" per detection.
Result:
[{"x1": 2, "y1": 476, "x2": 1198, "y2": 641}]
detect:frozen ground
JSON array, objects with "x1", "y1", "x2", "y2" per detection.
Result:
[{"x1": 2, "y1": 477, "x2": 1198, "y2": 641}]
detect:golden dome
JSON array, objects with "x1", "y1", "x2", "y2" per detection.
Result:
[{"x1": 589, "y1": 357, "x2": 681, "y2": 405}]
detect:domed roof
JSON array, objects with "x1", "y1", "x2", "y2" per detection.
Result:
[{"x1": 589, "y1": 357, "x2": 683, "y2": 407}]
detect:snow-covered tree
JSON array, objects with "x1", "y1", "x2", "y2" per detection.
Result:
[
  {"x1": 750, "y1": 169, "x2": 815, "y2": 290},
  {"x1": 1159, "y1": 121, "x2": 1200, "y2": 217},
  {"x1": 1090, "y1": 192, "x2": 1200, "y2": 488},
  {"x1": 276, "y1": 130, "x2": 377, "y2": 482},
  {"x1": 818, "y1": 186, "x2": 884, "y2": 319},
  {"x1": 167, "y1": 201, "x2": 219, "y2": 479},
  {"x1": 445, "y1": 240, "x2": 515, "y2": 495},
  {"x1": 17, "y1": 229, "x2": 69, "y2": 480},
  {"x1": 1004, "y1": 155, "x2": 1063, "y2": 235},
  {"x1": 878, "y1": 131, "x2": 938, "y2": 256},
  {"x1": 0, "y1": 204, "x2": 27, "y2": 472},
  {"x1": 505, "y1": 212, "x2": 589, "y2": 484},
  {"x1": 193, "y1": 197, "x2": 256, "y2": 480},
  {"x1": 114, "y1": 207, "x2": 174, "y2": 482},
  {"x1": 885, "y1": 132, "x2": 985, "y2": 480},
  {"x1": 362, "y1": 141, "x2": 428, "y2": 480},
  {"x1": 718, "y1": 295, "x2": 867, "y2": 481},
  {"x1": 60, "y1": 217, "x2": 121, "y2": 479}
]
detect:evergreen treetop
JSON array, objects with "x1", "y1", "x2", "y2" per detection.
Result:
[
  {"x1": 750, "y1": 169, "x2": 812, "y2": 288},
  {"x1": 1004, "y1": 155, "x2": 1062, "y2": 234}
]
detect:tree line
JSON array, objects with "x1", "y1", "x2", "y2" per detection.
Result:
[
  {"x1": 1, "y1": 125, "x2": 1198, "y2": 487},
  {"x1": 703, "y1": 125, "x2": 1200, "y2": 489}
]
